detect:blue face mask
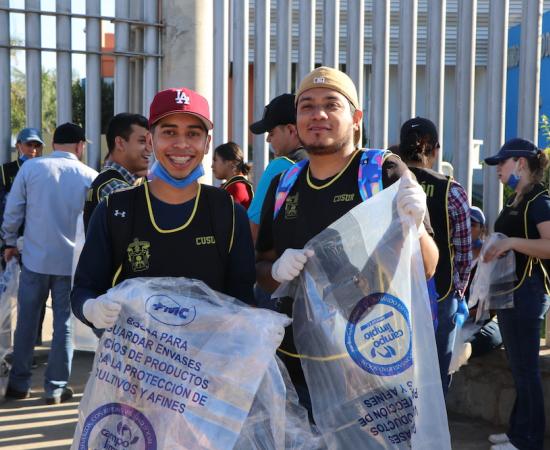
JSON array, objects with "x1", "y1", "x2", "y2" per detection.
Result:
[
  {"x1": 506, "y1": 172, "x2": 520, "y2": 189},
  {"x1": 472, "y1": 238, "x2": 483, "y2": 249},
  {"x1": 150, "y1": 160, "x2": 205, "y2": 189},
  {"x1": 19, "y1": 154, "x2": 29, "y2": 162}
]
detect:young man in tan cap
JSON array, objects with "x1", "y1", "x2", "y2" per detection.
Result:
[
  {"x1": 255, "y1": 66, "x2": 439, "y2": 412},
  {"x1": 71, "y1": 88, "x2": 256, "y2": 332}
]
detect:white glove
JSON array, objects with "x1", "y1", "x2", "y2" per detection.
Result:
[
  {"x1": 83, "y1": 296, "x2": 121, "y2": 329},
  {"x1": 397, "y1": 172, "x2": 427, "y2": 235},
  {"x1": 271, "y1": 248, "x2": 315, "y2": 283}
]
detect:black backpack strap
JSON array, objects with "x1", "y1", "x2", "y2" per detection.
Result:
[
  {"x1": 203, "y1": 185, "x2": 234, "y2": 267},
  {"x1": 106, "y1": 185, "x2": 139, "y2": 287}
]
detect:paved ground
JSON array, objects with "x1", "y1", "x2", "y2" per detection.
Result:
[{"x1": 3, "y1": 347, "x2": 549, "y2": 450}]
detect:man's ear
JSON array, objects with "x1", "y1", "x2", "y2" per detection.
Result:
[
  {"x1": 287, "y1": 123, "x2": 298, "y2": 137},
  {"x1": 352, "y1": 109, "x2": 363, "y2": 131},
  {"x1": 114, "y1": 135, "x2": 125, "y2": 152}
]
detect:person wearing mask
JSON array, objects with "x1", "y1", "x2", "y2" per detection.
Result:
[
  {"x1": 256, "y1": 67, "x2": 439, "y2": 414},
  {"x1": 71, "y1": 88, "x2": 255, "y2": 336},
  {"x1": 83, "y1": 113, "x2": 150, "y2": 233},
  {"x1": 248, "y1": 93, "x2": 306, "y2": 241},
  {"x1": 3, "y1": 123, "x2": 97, "y2": 404},
  {"x1": 397, "y1": 117, "x2": 472, "y2": 396},
  {"x1": 212, "y1": 141, "x2": 254, "y2": 209},
  {"x1": 484, "y1": 138, "x2": 550, "y2": 450}
]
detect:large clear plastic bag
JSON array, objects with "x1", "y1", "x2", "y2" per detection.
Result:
[
  {"x1": 71, "y1": 212, "x2": 99, "y2": 352},
  {"x1": 280, "y1": 180, "x2": 451, "y2": 450},
  {"x1": 235, "y1": 356, "x2": 325, "y2": 450},
  {"x1": 72, "y1": 277, "x2": 298, "y2": 450},
  {"x1": 0, "y1": 260, "x2": 20, "y2": 397},
  {"x1": 468, "y1": 233, "x2": 516, "y2": 322}
]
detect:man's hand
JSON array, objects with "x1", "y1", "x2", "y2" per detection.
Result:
[
  {"x1": 271, "y1": 248, "x2": 315, "y2": 283},
  {"x1": 83, "y1": 296, "x2": 122, "y2": 329},
  {"x1": 3, "y1": 247, "x2": 19, "y2": 263},
  {"x1": 397, "y1": 172, "x2": 427, "y2": 235}
]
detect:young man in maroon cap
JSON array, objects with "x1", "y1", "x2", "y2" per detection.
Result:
[{"x1": 71, "y1": 88, "x2": 256, "y2": 331}]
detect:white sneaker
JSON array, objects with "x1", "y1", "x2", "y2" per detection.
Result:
[
  {"x1": 488, "y1": 433, "x2": 509, "y2": 444},
  {"x1": 490, "y1": 442, "x2": 519, "y2": 450}
]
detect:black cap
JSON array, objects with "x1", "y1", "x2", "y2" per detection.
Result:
[
  {"x1": 53, "y1": 122, "x2": 88, "y2": 144},
  {"x1": 484, "y1": 138, "x2": 540, "y2": 165},
  {"x1": 250, "y1": 94, "x2": 296, "y2": 134},
  {"x1": 400, "y1": 116, "x2": 439, "y2": 145}
]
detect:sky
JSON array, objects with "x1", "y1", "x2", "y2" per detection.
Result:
[{"x1": 9, "y1": 0, "x2": 115, "y2": 79}]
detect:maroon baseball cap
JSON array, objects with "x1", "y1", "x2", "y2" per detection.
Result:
[{"x1": 148, "y1": 88, "x2": 213, "y2": 130}]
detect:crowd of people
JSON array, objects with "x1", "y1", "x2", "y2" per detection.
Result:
[{"x1": 1, "y1": 65, "x2": 549, "y2": 450}]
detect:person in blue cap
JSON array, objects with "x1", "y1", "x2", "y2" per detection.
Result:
[
  {"x1": 483, "y1": 138, "x2": 550, "y2": 450},
  {"x1": 0, "y1": 128, "x2": 44, "y2": 226}
]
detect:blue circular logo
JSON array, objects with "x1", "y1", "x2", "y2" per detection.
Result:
[
  {"x1": 79, "y1": 403, "x2": 157, "y2": 450},
  {"x1": 345, "y1": 292, "x2": 412, "y2": 376}
]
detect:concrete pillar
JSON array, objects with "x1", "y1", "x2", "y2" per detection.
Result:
[
  {"x1": 252, "y1": 0, "x2": 270, "y2": 184},
  {"x1": 115, "y1": 0, "x2": 130, "y2": 114},
  {"x1": 369, "y1": 0, "x2": 390, "y2": 149},
  {"x1": 426, "y1": 0, "x2": 446, "y2": 172},
  {"x1": 232, "y1": 0, "x2": 249, "y2": 159},
  {"x1": 398, "y1": 0, "x2": 417, "y2": 126},
  {"x1": 56, "y1": 0, "x2": 72, "y2": 124},
  {"x1": 517, "y1": 0, "x2": 543, "y2": 142},
  {"x1": 161, "y1": 0, "x2": 214, "y2": 183},
  {"x1": 276, "y1": 0, "x2": 292, "y2": 94},
  {"x1": 0, "y1": 0, "x2": 11, "y2": 163},
  {"x1": 484, "y1": 0, "x2": 508, "y2": 230},
  {"x1": 86, "y1": 0, "x2": 102, "y2": 169},
  {"x1": 323, "y1": 0, "x2": 339, "y2": 68},
  {"x1": 298, "y1": 0, "x2": 315, "y2": 83},
  {"x1": 143, "y1": 0, "x2": 159, "y2": 116},
  {"x1": 213, "y1": 0, "x2": 229, "y2": 150},
  {"x1": 25, "y1": 0, "x2": 42, "y2": 129},
  {"x1": 347, "y1": 0, "x2": 364, "y2": 142},
  {"x1": 454, "y1": 0, "x2": 477, "y2": 203}
]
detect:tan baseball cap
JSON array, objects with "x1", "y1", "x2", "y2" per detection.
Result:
[{"x1": 295, "y1": 66, "x2": 360, "y2": 110}]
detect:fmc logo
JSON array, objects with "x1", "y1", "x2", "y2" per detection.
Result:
[{"x1": 145, "y1": 295, "x2": 197, "y2": 327}]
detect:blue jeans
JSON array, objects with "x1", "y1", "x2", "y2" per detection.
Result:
[
  {"x1": 8, "y1": 265, "x2": 73, "y2": 397},
  {"x1": 497, "y1": 275, "x2": 549, "y2": 450},
  {"x1": 435, "y1": 293, "x2": 460, "y2": 396}
]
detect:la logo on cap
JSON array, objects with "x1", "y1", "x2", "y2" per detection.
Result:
[
  {"x1": 313, "y1": 77, "x2": 325, "y2": 84},
  {"x1": 175, "y1": 89, "x2": 190, "y2": 105}
]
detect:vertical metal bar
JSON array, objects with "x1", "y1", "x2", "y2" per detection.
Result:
[
  {"x1": 86, "y1": 0, "x2": 102, "y2": 169},
  {"x1": 298, "y1": 0, "x2": 315, "y2": 82},
  {"x1": 252, "y1": 0, "x2": 270, "y2": 184},
  {"x1": 115, "y1": 0, "x2": 130, "y2": 114},
  {"x1": 56, "y1": 0, "x2": 72, "y2": 124},
  {"x1": 483, "y1": 0, "x2": 508, "y2": 231},
  {"x1": 347, "y1": 0, "x2": 364, "y2": 131},
  {"x1": 143, "y1": 0, "x2": 158, "y2": 115},
  {"x1": 0, "y1": 0, "x2": 10, "y2": 163},
  {"x1": 323, "y1": 0, "x2": 339, "y2": 68},
  {"x1": 398, "y1": 0, "x2": 417, "y2": 125},
  {"x1": 232, "y1": 0, "x2": 249, "y2": 156},
  {"x1": 25, "y1": 0, "x2": 42, "y2": 129},
  {"x1": 214, "y1": 0, "x2": 229, "y2": 151},
  {"x1": 426, "y1": 0, "x2": 446, "y2": 172},
  {"x1": 454, "y1": 0, "x2": 477, "y2": 203},
  {"x1": 517, "y1": 0, "x2": 543, "y2": 142},
  {"x1": 276, "y1": 0, "x2": 291, "y2": 94},
  {"x1": 130, "y1": 0, "x2": 143, "y2": 115},
  {"x1": 369, "y1": 0, "x2": 389, "y2": 149}
]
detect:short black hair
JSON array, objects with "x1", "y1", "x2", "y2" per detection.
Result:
[{"x1": 106, "y1": 113, "x2": 149, "y2": 153}]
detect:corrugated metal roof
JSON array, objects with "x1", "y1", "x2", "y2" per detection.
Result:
[{"x1": 246, "y1": 0, "x2": 550, "y2": 66}]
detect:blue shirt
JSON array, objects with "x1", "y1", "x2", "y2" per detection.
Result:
[
  {"x1": 71, "y1": 190, "x2": 256, "y2": 327},
  {"x1": 1, "y1": 151, "x2": 98, "y2": 275},
  {"x1": 247, "y1": 157, "x2": 295, "y2": 225}
]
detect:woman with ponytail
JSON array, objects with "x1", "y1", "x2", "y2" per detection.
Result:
[
  {"x1": 398, "y1": 117, "x2": 472, "y2": 397},
  {"x1": 484, "y1": 138, "x2": 550, "y2": 450},
  {"x1": 212, "y1": 142, "x2": 254, "y2": 209}
]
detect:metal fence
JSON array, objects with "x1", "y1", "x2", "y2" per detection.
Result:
[{"x1": 0, "y1": 0, "x2": 162, "y2": 170}]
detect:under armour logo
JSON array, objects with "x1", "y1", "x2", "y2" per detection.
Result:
[
  {"x1": 313, "y1": 77, "x2": 325, "y2": 84},
  {"x1": 175, "y1": 89, "x2": 190, "y2": 105},
  {"x1": 114, "y1": 209, "x2": 126, "y2": 218}
]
